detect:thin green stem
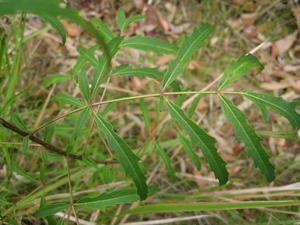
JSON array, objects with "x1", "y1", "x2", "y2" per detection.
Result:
[{"x1": 30, "y1": 91, "x2": 243, "y2": 134}]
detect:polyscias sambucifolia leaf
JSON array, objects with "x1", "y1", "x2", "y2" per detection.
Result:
[
  {"x1": 94, "y1": 114, "x2": 148, "y2": 200},
  {"x1": 218, "y1": 54, "x2": 264, "y2": 90},
  {"x1": 162, "y1": 24, "x2": 214, "y2": 88},
  {"x1": 166, "y1": 99, "x2": 228, "y2": 185},
  {"x1": 122, "y1": 36, "x2": 178, "y2": 54},
  {"x1": 243, "y1": 92, "x2": 300, "y2": 129},
  {"x1": 218, "y1": 94, "x2": 275, "y2": 181}
]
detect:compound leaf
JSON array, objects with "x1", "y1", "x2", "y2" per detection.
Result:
[
  {"x1": 162, "y1": 24, "x2": 214, "y2": 88},
  {"x1": 243, "y1": 92, "x2": 300, "y2": 129},
  {"x1": 122, "y1": 36, "x2": 177, "y2": 54},
  {"x1": 94, "y1": 114, "x2": 148, "y2": 200},
  {"x1": 218, "y1": 54, "x2": 264, "y2": 90},
  {"x1": 218, "y1": 94, "x2": 275, "y2": 181},
  {"x1": 166, "y1": 100, "x2": 228, "y2": 185}
]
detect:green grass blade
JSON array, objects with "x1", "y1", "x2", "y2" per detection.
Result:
[
  {"x1": 162, "y1": 24, "x2": 214, "y2": 88},
  {"x1": 126, "y1": 200, "x2": 300, "y2": 214},
  {"x1": 76, "y1": 189, "x2": 140, "y2": 209},
  {"x1": 94, "y1": 114, "x2": 148, "y2": 200},
  {"x1": 218, "y1": 54, "x2": 264, "y2": 90},
  {"x1": 166, "y1": 100, "x2": 228, "y2": 185},
  {"x1": 218, "y1": 95, "x2": 275, "y2": 181},
  {"x1": 122, "y1": 36, "x2": 178, "y2": 54},
  {"x1": 243, "y1": 92, "x2": 300, "y2": 129}
]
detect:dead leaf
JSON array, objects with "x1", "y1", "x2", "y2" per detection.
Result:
[
  {"x1": 260, "y1": 81, "x2": 290, "y2": 90},
  {"x1": 273, "y1": 31, "x2": 299, "y2": 56},
  {"x1": 63, "y1": 21, "x2": 81, "y2": 37},
  {"x1": 241, "y1": 13, "x2": 257, "y2": 27},
  {"x1": 157, "y1": 54, "x2": 175, "y2": 66},
  {"x1": 292, "y1": 7, "x2": 300, "y2": 28}
]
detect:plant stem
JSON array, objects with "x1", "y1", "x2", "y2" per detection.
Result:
[
  {"x1": 0, "y1": 118, "x2": 117, "y2": 164},
  {"x1": 31, "y1": 90, "x2": 243, "y2": 134}
]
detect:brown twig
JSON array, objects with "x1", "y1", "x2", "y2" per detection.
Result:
[{"x1": 0, "y1": 117, "x2": 117, "y2": 164}]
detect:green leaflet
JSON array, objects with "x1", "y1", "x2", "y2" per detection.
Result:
[
  {"x1": 218, "y1": 54, "x2": 264, "y2": 90},
  {"x1": 126, "y1": 200, "x2": 300, "y2": 214},
  {"x1": 73, "y1": 108, "x2": 90, "y2": 141},
  {"x1": 157, "y1": 144, "x2": 176, "y2": 181},
  {"x1": 94, "y1": 114, "x2": 148, "y2": 200},
  {"x1": 39, "y1": 14, "x2": 66, "y2": 44},
  {"x1": 140, "y1": 98, "x2": 151, "y2": 133},
  {"x1": 42, "y1": 74, "x2": 70, "y2": 87},
  {"x1": 243, "y1": 92, "x2": 300, "y2": 129},
  {"x1": 91, "y1": 18, "x2": 115, "y2": 42},
  {"x1": 188, "y1": 94, "x2": 206, "y2": 118},
  {"x1": 122, "y1": 36, "x2": 178, "y2": 55},
  {"x1": 78, "y1": 70, "x2": 91, "y2": 101},
  {"x1": 166, "y1": 100, "x2": 228, "y2": 185},
  {"x1": 107, "y1": 36, "x2": 124, "y2": 57},
  {"x1": 90, "y1": 56, "x2": 108, "y2": 98},
  {"x1": 77, "y1": 46, "x2": 98, "y2": 67},
  {"x1": 179, "y1": 134, "x2": 201, "y2": 170},
  {"x1": 162, "y1": 24, "x2": 214, "y2": 88},
  {"x1": 218, "y1": 95, "x2": 275, "y2": 182},
  {"x1": 34, "y1": 202, "x2": 68, "y2": 217},
  {"x1": 53, "y1": 93, "x2": 85, "y2": 107},
  {"x1": 116, "y1": 7, "x2": 146, "y2": 31},
  {"x1": 11, "y1": 161, "x2": 34, "y2": 180},
  {"x1": 11, "y1": 113, "x2": 27, "y2": 131},
  {"x1": 112, "y1": 65, "x2": 162, "y2": 79}
]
